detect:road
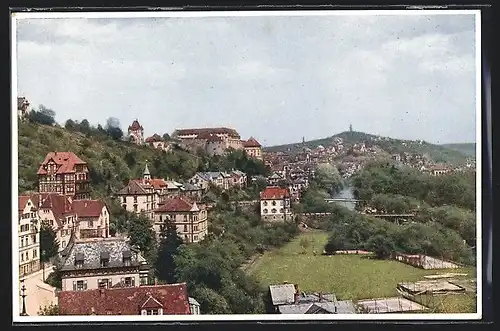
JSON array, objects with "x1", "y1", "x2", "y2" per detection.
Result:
[{"x1": 18, "y1": 264, "x2": 57, "y2": 316}]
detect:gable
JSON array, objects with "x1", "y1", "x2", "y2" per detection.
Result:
[{"x1": 141, "y1": 295, "x2": 164, "y2": 309}]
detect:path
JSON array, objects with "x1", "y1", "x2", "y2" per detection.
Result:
[{"x1": 18, "y1": 264, "x2": 57, "y2": 316}]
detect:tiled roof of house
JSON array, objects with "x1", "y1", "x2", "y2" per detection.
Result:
[
  {"x1": 278, "y1": 301, "x2": 356, "y2": 314},
  {"x1": 260, "y1": 187, "x2": 290, "y2": 200},
  {"x1": 59, "y1": 237, "x2": 146, "y2": 272},
  {"x1": 58, "y1": 283, "x2": 190, "y2": 315},
  {"x1": 72, "y1": 200, "x2": 106, "y2": 218},
  {"x1": 37, "y1": 152, "x2": 87, "y2": 175},
  {"x1": 194, "y1": 172, "x2": 223, "y2": 181},
  {"x1": 196, "y1": 131, "x2": 223, "y2": 142},
  {"x1": 155, "y1": 196, "x2": 199, "y2": 213},
  {"x1": 18, "y1": 196, "x2": 32, "y2": 212},
  {"x1": 39, "y1": 193, "x2": 75, "y2": 226},
  {"x1": 128, "y1": 120, "x2": 143, "y2": 131},
  {"x1": 116, "y1": 180, "x2": 152, "y2": 195},
  {"x1": 243, "y1": 137, "x2": 262, "y2": 148},
  {"x1": 174, "y1": 127, "x2": 240, "y2": 139},
  {"x1": 181, "y1": 182, "x2": 201, "y2": 191},
  {"x1": 231, "y1": 170, "x2": 246, "y2": 177},
  {"x1": 145, "y1": 134, "x2": 164, "y2": 143}
]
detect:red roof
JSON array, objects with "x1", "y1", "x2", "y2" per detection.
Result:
[
  {"x1": 128, "y1": 120, "x2": 143, "y2": 131},
  {"x1": 145, "y1": 134, "x2": 164, "y2": 143},
  {"x1": 260, "y1": 186, "x2": 290, "y2": 200},
  {"x1": 155, "y1": 196, "x2": 196, "y2": 213},
  {"x1": 58, "y1": 283, "x2": 191, "y2": 315},
  {"x1": 18, "y1": 196, "x2": 32, "y2": 212},
  {"x1": 38, "y1": 193, "x2": 75, "y2": 226},
  {"x1": 37, "y1": 152, "x2": 87, "y2": 175},
  {"x1": 131, "y1": 178, "x2": 168, "y2": 190},
  {"x1": 243, "y1": 137, "x2": 261, "y2": 148},
  {"x1": 175, "y1": 127, "x2": 240, "y2": 139},
  {"x1": 71, "y1": 200, "x2": 106, "y2": 218}
]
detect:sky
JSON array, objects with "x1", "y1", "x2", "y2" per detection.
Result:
[{"x1": 15, "y1": 11, "x2": 478, "y2": 146}]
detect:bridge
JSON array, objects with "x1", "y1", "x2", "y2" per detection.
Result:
[
  {"x1": 362, "y1": 213, "x2": 415, "y2": 218},
  {"x1": 324, "y1": 198, "x2": 363, "y2": 203}
]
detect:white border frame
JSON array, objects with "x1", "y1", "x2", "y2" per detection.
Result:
[{"x1": 11, "y1": 9, "x2": 482, "y2": 323}]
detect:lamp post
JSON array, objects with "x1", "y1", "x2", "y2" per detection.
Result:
[
  {"x1": 20, "y1": 279, "x2": 28, "y2": 316},
  {"x1": 42, "y1": 249, "x2": 46, "y2": 282}
]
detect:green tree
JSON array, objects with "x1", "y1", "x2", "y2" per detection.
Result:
[
  {"x1": 127, "y1": 214, "x2": 156, "y2": 261},
  {"x1": 40, "y1": 221, "x2": 59, "y2": 263},
  {"x1": 38, "y1": 303, "x2": 59, "y2": 315},
  {"x1": 366, "y1": 234, "x2": 396, "y2": 259},
  {"x1": 314, "y1": 163, "x2": 343, "y2": 195},
  {"x1": 154, "y1": 221, "x2": 183, "y2": 283}
]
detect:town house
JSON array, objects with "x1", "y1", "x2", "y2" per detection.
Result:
[
  {"x1": 18, "y1": 196, "x2": 40, "y2": 277},
  {"x1": 18, "y1": 96, "x2": 30, "y2": 120},
  {"x1": 189, "y1": 172, "x2": 228, "y2": 191},
  {"x1": 115, "y1": 165, "x2": 160, "y2": 220},
  {"x1": 230, "y1": 170, "x2": 247, "y2": 188},
  {"x1": 72, "y1": 200, "x2": 110, "y2": 239},
  {"x1": 242, "y1": 137, "x2": 263, "y2": 160},
  {"x1": 33, "y1": 193, "x2": 77, "y2": 251},
  {"x1": 145, "y1": 134, "x2": 171, "y2": 152},
  {"x1": 37, "y1": 151, "x2": 91, "y2": 200},
  {"x1": 58, "y1": 237, "x2": 150, "y2": 292},
  {"x1": 58, "y1": 283, "x2": 191, "y2": 316},
  {"x1": 260, "y1": 186, "x2": 293, "y2": 222},
  {"x1": 153, "y1": 196, "x2": 208, "y2": 244}
]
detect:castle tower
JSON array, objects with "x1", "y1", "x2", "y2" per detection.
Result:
[{"x1": 128, "y1": 119, "x2": 144, "y2": 145}]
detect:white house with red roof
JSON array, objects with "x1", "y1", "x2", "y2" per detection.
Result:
[
  {"x1": 18, "y1": 196, "x2": 41, "y2": 277},
  {"x1": 37, "y1": 151, "x2": 91, "y2": 200},
  {"x1": 242, "y1": 137, "x2": 263, "y2": 160},
  {"x1": 153, "y1": 196, "x2": 208, "y2": 243},
  {"x1": 72, "y1": 200, "x2": 110, "y2": 239},
  {"x1": 260, "y1": 186, "x2": 293, "y2": 222},
  {"x1": 145, "y1": 133, "x2": 172, "y2": 152}
]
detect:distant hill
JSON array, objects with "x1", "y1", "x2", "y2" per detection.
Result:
[
  {"x1": 441, "y1": 143, "x2": 476, "y2": 158},
  {"x1": 263, "y1": 131, "x2": 471, "y2": 165}
]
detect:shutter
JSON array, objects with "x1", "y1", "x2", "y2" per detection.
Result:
[
  {"x1": 84, "y1": 280, "x2": 87, "y2": 290},
  {"x1": 73, "y1": 281, "x2": 76, "y2": 291}
]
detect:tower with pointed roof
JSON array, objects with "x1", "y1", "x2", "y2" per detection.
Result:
[
  {"x1": 143, "y1": 162, "x2": 151, "y2": 181},
  {"x1": 128, "y1": 119, "x2": 144, "y2": 145}
]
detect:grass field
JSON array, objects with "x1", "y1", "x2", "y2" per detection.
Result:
[{"x1": 248, "y1": 231, "x2": 476, "y2": 304}]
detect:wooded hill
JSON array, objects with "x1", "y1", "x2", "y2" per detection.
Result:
[{"x1": 263, "y1": 131, "x2": 472, "y2": 165}]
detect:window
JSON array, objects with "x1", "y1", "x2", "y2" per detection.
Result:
[
  {"x1": 20, "y1": 237, "x2": 24, "y2": 247},
  {"x1": 21, "y1": 253, "x2": 24, "y2": 262},
  {"x1": 74, "y1": 280, "x2": 87, "y2": 291},
  {"x1": 98, "y1": 279, "x2": 110, "y2": 289},
  {"x1": 33, "y1": 249, "x2": 37, "y2": 258},
  {"x1": 272, "y1": 201, "x2": 277, "y2": 206},
  {"x1": 100, "y1": 257, "x2": 109, "y2": 267},
  {"x1": 145, "y1": 309, "x2": 161, "y2": 315},
  {"x1": 32, "y1": 235, "x2": 37, "y2": 243},
  {"x1": 194, "y1": 235, "x2": 198, "y2": 241},
  {"x1": 88, "y1": 220, "x2": 93, "y2": 228},
  {"x1": 183, "y1": 225, "x2": 188, "y2": 232},
  {"x1": 124, "y1": 277, "x2": 135, "y2": 287},
  {"x1": 263, "y1": 208, "x2": 268, "y2": 214},
  {"x1": 159, "y1": 215, "x2": 162, "y2": 222},
  {"x1": 133, "y1": 196, "x2": 138, "y2": 204},
  {"x1": 263, "y1": 201, "x2": 268, "y2": 206},
  {"x1": 271, "y1": 208, "x2": 277, "y2": 214},
  {"x1": 62, "y1": 241, "x2": 66, "y2": 248},
  {"x1": 280, "y1": 200, "x2": 284, "y2": 206},
  {"x1": 280, "y1": 208, "x2": 284, "y2": 213}
]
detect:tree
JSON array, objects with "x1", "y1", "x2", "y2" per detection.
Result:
[
  {"x1": 154, "y1": 221, "x2": 183, "y2": 283},
  {"x1": 162, "y1": 133, "x2": 171, "y2": 141},
  {"x1": 40, "y1": 221, "x2": 59, "y2": 263},
  {"x1": 27, "y1": 105, "x2": 56, "y2": 126},
  {"x1": 314, "y1": 163, "x2": 343, "y2": 195},
  {"x1": 38, "y1": 303, "x2": 59, "y2": 315},
  {"x1": 127, "y1": 214, "x2": 156, "y2": 260},
  {"x1": 105, "y1": 117, "x2": 123, "y2": 140},
  {"x1": 64, "y1": 119, "x2": 77, "y2": 131},
  {"x1": 366, "y1": 234, "x2": 395, "y2": 259}
]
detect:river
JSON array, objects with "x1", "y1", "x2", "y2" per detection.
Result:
[{"x1": 331, "y1": 185, "x2": 357, "y2": 211}]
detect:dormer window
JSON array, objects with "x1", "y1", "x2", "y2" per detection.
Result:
[
  {"x1": 75, "y1": 252, "x2": 84, "y2": 268},
  {"x1": 123, "y1": 250, "x2": 132, "y2": 266},
  {"x1": 100, "y1": 251, "x2": 110, "y2": 267}
]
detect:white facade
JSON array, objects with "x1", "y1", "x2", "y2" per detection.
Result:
[
  {"x1": 18, "y1": 198, "x2": 40, "y2": 277},
  {"x1": 260, "y1": 198, "x2": 292, "y2": 222}
]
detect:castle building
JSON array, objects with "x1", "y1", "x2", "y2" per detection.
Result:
[
  {"x1": 127, "y1": 119, "x2": 144, "y2": 145},
  {"x1": 242, "y1": 137, "x2": 263, "y2": 160}
]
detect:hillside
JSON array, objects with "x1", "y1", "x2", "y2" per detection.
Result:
[
  {"x1": 263, "y1": 131, "x2": 470, "y2": 165},
  {"x1": 441, "y1": 143, "x2": 476, "y2": 158},
  {"x1": 17, "y1": 121, "x2": 201, "y2": 198}
]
